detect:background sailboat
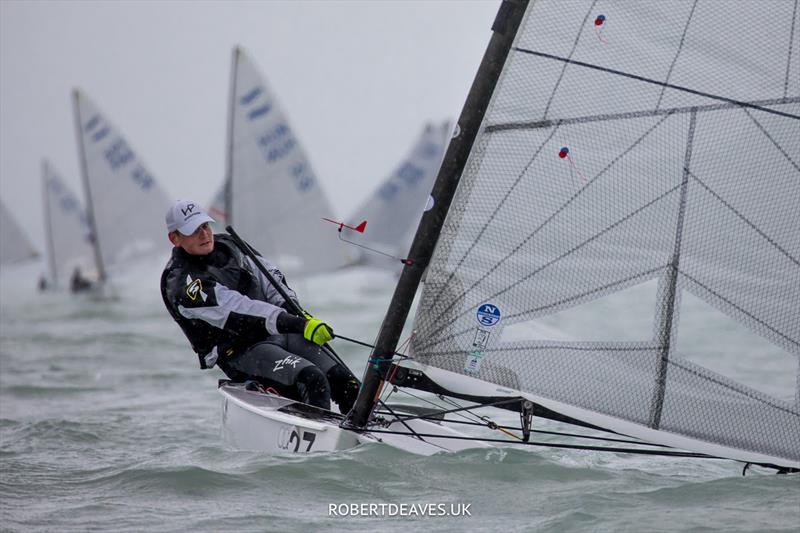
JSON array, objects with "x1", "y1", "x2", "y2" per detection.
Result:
[
  {"x1": 40, "y1": 159, "x2": 96, "y2": 289},
  {"x1": 0, "y1": 199, "x2": 38, "y2": 266},
  {"x1": 73, "y1": 89, "x2": 172, "y2": 283},
  {"x1": 344, "y1": 121, "x2": 450, "y2": 269},
  {"x1": 348, "y1": 0, "x2": 799, "y2": 470},
  {"x1": 224, "y1": 46, "x2": 354, "y2": 277}
]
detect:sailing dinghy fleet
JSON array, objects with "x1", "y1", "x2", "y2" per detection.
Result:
[
  {"x1": 219, "y1": 0, "x2": 799, "y2": 473},
  {"x1": 3, "y1": 0, "x2": 796, "y2": 473}
]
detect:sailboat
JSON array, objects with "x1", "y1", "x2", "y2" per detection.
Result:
[
  {"x1": 219, "y1": 0, "x2": 799, "y2": 471},
  {"x1": 222, "y1": 46, "x2": 354, "y2": 277},
  {"x1": 0, "y1": 200, "x2": 38, "y2": 266},
  {"x1": 40, "y1": 160, "x2": 96, "y2": 290},
  {"x1": 344, "y1": 121, "x2": 451, "y2": 270},
  {"x1": 72, "y1": 89, "x2": 172, "y2": 288}
]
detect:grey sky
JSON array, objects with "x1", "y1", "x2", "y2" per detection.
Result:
[{"x1": 0, "y1": 0, "x2": 499, "y2": 250}]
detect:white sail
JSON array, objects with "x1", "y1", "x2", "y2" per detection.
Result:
[
  {"x1": 226, "y1": 47, "x2": 353, "y2": 276},
  {"x1": 41, "y1": 160, "x2": 95, "y2": 286},
  {"x1": 346, "y1": 121, "x2": 450, "y2": 268},
  {"x1": 73, "y1": 90, "x2": 172, "y2": 277},
  {"x1": 207, "y1": 180, "x2": 227, "y2": 227},
  {"x1": 0, "y1": 200, "x2": 37, "y2": 266},
  {"x1": 408, "y1": 1, "x2": 799, "y2": 468}
]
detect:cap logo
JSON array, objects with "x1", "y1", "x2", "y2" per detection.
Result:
[{"x1": 181, "y1": 204, "x2": 195, "y2": 217}]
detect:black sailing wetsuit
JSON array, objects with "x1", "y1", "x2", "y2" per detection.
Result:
[{"x1": 160, "y1": 234, "x2": 358, "y2": 413}]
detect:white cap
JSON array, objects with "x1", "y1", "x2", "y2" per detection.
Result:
[{"x1": 165, "y1": 200, "x2": 215, "y2": 236}]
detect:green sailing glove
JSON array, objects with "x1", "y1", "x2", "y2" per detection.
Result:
[{"x1": 304, "y1": 317, "x2": 334, "y2": 346}]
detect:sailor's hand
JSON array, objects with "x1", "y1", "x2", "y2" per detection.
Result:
[{"x1": 304, "y1": 317, "x2": 334, "y2": 346}]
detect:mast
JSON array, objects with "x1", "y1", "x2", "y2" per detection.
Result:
[
  {"x1": 72, "y1": 89, "x2": 107, "y2": 283},
  {"x1": 41, "y1": 159, "x2": 58, "y2": 286},
  {"x1": 344, "y1": 0, "x2": 530, "y2": 429},
  {"x1": 224, "y1": 47, "x2": 240, "y2": 225}
]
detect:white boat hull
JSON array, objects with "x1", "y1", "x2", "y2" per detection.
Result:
[{"x1": 219, "y1": 383, "x2": 490, "y2": 455}]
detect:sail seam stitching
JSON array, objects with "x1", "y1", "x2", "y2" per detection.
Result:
[
  {"x1": 513, "y1": 48, "x2": 800, "y2": 121},
  {"x1": 425, "y1": 184, "x2": 681, "y2": 342},
  {"x1": 655, "y1": 0, "x2": 698, "y2": 111},
  {"x1": 541, "y1": 0, "x2": 598, "y2": 120},
  {"x1": 786, "y1": 0, "x2": 798, "y2": 98},
  {"x1": 485, "y1": 97, "x2": 800, "y2": 133},
  {"x1": 426, "y1": 112, "x2": 674, "y2": 330},
  {"x1": 688, "y1": 170, "x2": 800, "y2": 268},
  {"x1": 679, "y1": 269, "x2": 800, "y2": 351}
]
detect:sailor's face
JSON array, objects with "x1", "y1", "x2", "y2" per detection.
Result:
[{"x1": 171, "y1": 222, "x2": 214, "y2": 255}]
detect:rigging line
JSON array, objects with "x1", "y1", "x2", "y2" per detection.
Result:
[
  {"x1": 542, "y1": 0, "x2": 599, "y2": 120},
  {"x1": 372, "y1": 412, "x2": 671, "y2": 448},
  {"x1": 486, "y1": 97, "x2": 800, "y2": 134},
  {"x1": 361, "y1": 429, "x2": 725, "y2": 459},
  {"x1": 513, "y1": 48, "x2": 800, "y2": 121},
  {"x1": 426, "y1": 111, "x2": 674, "y2": 331},
  {"x1": 391, "y1": 386, "x2": 493, "y2": 427},
  {"x1": 375, "y1": 400, "x2": 436, "y2": 447},
  {"x1": 655, "y1": 0, "x2": 698, "y2": 111},
  {"x1": 665, "y1": 351, "x2": 800, "y2": 417},
  {"x1": 688, "y1": 170, "x2": 800, "y2": 268},
  {"x1": 425, "y1": 124, "x2": 562, "y2": 312},
  {"x1": 741, "y1": 108, "x2": 800, "y2": 174},
  {"x1": 679, "y1": 268, "x2": 800, "y2": 354},
  {"x1": 425, "y1": 183, "x2": 681, "y2": 345},
  {"x1": 786, "y1": 0, "x2": 798, "y2": 99}
]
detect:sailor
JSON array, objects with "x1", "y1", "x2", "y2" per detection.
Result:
[
  {"x1": 160, "y1": 199, "x2": 358, "y2": 414},
  {"x1": 69, "y1": 266, "x2": 93, "y2": 293}
]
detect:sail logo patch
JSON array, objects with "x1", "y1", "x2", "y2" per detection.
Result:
[{"x1": 476, "y1": 304, "x2": 501, "y2": 327}]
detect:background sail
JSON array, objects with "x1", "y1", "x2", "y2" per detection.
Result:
[
  {"x1": 0, "y1": 200, "x2": 38, "y2": 265},
  {"x1": 410, "y1": 1, "x2": 799, "y2": 466},
  {"x1": 207, "y1": 180, "x2": 227, "y2": 227},
  {"x1": 73, "y1": 90, "x2": 172, "y2": 273},
  {"x1": 227, "y1": 47, "x2": 352, "y2": 276},
  {"x1": 346, "y1": 121, "x2": 450, "y2": 269},
  {"x1": 41, "y1": 160, "x2": 95, "y2": 286}
]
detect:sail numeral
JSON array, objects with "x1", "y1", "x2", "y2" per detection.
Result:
[
  {"x1": 258, "y1": 123, "x2": 296, "y2": 162},
  {"x1": 286, "y1": 430, "x2": 316, "y2": 452},
  {"x1": 91, "y1": 126, "x2": 110, "y2": 143},
  {"x1": 290, "y1": 162, "x2": 315, "y2": 192},
  {"x1": 378, "y1": 181, "x2": 399, "y2": 201},
  {"x1": 420, "y1": 141, "x2": 441, "y2": 159},
  {"x1": 104, "y1": 138, "x2": 134, "y2": 170},
  {"x1": 59, "y1": 196, "x2": 78, "y2": 213},
  {"x1": 397, "y1": 162, "x2": 424, "y2": 186},
  {"x1": 248, "y1": 104, "x2": 272, "y2": 120},
  {"x1": 239, "y1": 86, "x2": 263, "y2": 105},
  {"x1": 131, "y1": 165, "x2": 154, "y2": 190}
]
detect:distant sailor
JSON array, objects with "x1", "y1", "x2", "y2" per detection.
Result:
[
  {"x1": 69, "y1": 266, "x2": 93, "y2": 293},
  {"x1": 160, "y1": 199, "x2": 358, "y2": 413}
]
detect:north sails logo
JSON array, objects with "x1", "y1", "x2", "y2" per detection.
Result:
[{"x1": 185, "y1": 274, "x2": 207, "y2": 302}]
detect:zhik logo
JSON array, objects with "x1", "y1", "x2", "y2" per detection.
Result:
[{"x1": 185, "y1": 275, "x2": 207, "y2": 302}]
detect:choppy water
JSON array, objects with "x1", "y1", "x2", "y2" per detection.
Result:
[{"x1": 1, "y1": 258, "x2": 798, "y2": 532}]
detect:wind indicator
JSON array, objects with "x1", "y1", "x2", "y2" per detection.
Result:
[
  {"x1": 594, "y1": 14, "x2": 608, "y2": 44},
  {"x1": 321, "y1": 217, "x2": 412, "y2": 266},
  {"x1": 558, "y1": 146, "x2": 589, "y2": 183},
  {"x1": 322, "y1": 217, "x2": 367, "y2": 233}
]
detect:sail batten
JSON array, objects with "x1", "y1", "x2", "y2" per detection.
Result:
[{"x1": 403, "y1": 0, "x2": 799, "y2": 467}]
